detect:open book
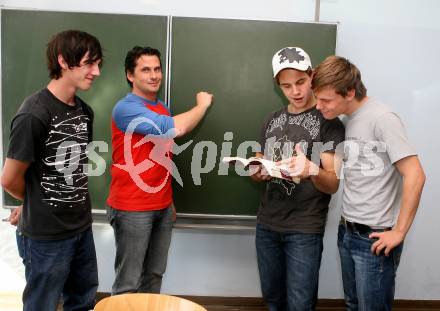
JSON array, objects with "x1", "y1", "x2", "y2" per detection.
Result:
[{"x1": 222, "y1": 156, "x2": 300, "y2": 183}]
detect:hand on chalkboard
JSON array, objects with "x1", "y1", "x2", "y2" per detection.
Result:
[{"x1": 196, "y1": 91, "x2": 213, "y2": 109}]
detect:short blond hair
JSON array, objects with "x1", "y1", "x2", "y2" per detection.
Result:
[{"x1": 312, "y1": 56, "x2": 367, "y2": 100}]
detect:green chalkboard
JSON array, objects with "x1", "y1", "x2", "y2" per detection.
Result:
[
  {"x1": 1, "y1": 9, "x2": 167, "y2": 209},
  {"x1": 1, "y1": 11, "x2": 336, "y2": 216},
  {"x1": 170, "y1": 17, "x2": 337, "y2": 215}
]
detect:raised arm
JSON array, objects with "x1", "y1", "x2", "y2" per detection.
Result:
[{"x1": 173, "y1": 92, "x2": 213, "y2": 137}]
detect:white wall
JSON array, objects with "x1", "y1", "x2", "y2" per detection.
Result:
[
  {"x1": 320, "y1": 0, "x2": 440, "y2": 299},
  {"x1": 1, "y1": 0, "x2": 439, "y2": 300}
]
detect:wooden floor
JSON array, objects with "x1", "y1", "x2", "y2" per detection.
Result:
[
  {"x1": 187, "y1": 298, "x2": 345, "y2": 311},
  {"x1": 131, "y1": 295, "x2": 440, "y2": 311},
  {"x1": 194, "y1": 305, "x2": 440, "y2": 311},
  {"x1": 165, "y1": 296, "x2": 440, "y2": 311},
  {"x1": 2, "y1": 292, "x2": 439, "y2": 311}
]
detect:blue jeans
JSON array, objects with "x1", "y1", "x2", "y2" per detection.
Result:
[
  {"x1": 107, "y1": 205, "x2": 174, "y2": 295},
  {"x1": 337, "y1": 223, "x2": 403, "y2": 311},
  {"x1": 16, "y1": 227, "x2": 98, "y2": 311},
  {"x1": 256, "y1": 223, "x2": 324, "y2": 311}
]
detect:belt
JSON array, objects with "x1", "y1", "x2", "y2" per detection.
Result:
[{"x1": 340, "y1": 217, "x2": 391, "y2": 235}]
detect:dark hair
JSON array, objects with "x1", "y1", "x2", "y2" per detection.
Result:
[
  {"x1": 46, "y1": 30, "x2": 103, "y2": 79},
  {"x1": 275, "y1": 67, "x2": 313, "y2": 84},
  {"x1": 312, "y1": 56, "x2": 367, "y2": 101},
  {"x1": 125, "y1": 46, "x2": 162, "y2": 87}
]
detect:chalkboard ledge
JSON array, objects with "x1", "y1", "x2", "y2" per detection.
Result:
[
  {"x1": 1, "y1": 207, "x2": 256, "y2": 231},
  {"x1": 93, "y1": 210, "x2": 257, "y2": 231}
]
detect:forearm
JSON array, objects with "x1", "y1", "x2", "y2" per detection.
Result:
[
  {"x1": 1, "y1": 158, "x2": 30, "y2": 202},
  {"x1": 369, "y1": 157, "x2": 426, "y2": 255},
  {"x1": 173, "y1": 104, "x2": 209, "y2": 137},
  {"x1": 2, "y1": 178, "x2": 25, "y2": 201},
  {"x1": 310, "y1": 168, "x2": 339, "y2": 194},
  {"x1": 393, "y1": 170, "x2": 425, "y2": 237}
]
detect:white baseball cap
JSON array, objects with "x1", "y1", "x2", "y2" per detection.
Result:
[{"x1": 272, "y1": 47, "x2": 312, "y2": 78}]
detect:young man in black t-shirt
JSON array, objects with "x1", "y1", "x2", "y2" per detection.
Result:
[
  {"x1": 250, "y1": 47, "x2": 345, "y2": 310},
  {"x1": 1, "y1": 30, "x2": 103, "y2": 311}
]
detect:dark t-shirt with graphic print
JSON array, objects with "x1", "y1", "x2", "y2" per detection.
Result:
[
  {"x1": 7, "y1": 88, "x2": 94, "y2": 240},
  {"x1": 258, "y1": 106, "x2": 345, "y2": 234}
]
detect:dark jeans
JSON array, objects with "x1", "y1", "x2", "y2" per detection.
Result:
[
  {"x1": 16, "y1": 227, "x2": 98, "y2": 311},
  {"x1": 256, "y1": 223, "x2": 324, "y2": 311},
  {"x1": 338, "y1": 223, "x2": 403, "y2": 311},
  {"x1": 107, "y1": 205, "x2": 174, "y2": 295}
]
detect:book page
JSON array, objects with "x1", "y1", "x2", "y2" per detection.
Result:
[{"x1": 222, "y1": 157, "x2": 300, "y2": 183}]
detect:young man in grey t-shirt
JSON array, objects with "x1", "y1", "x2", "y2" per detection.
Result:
[{"x1": 312, "y1": 56, "x2": 425, "y2": 310}]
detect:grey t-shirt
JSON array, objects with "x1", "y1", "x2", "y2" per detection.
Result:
[
  {"x1": 342, "y1": 98, "x2": 416, "y2": 227},
  {"x1": 258, "y1": 106, "x2": 345, "y2": 233}
]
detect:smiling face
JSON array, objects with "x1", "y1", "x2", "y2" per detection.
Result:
[
  {"x1": 61, "y1": 52, "x2": 101, "y2": 91},
  {"x1": 314, "y1": 86, "x2": 352, "y2": 119},
  {"x1": 277, "y1": 68, "x2": 314, "y2": 113},
  {"x1": 127, "y1": 54, "x2": 162, "y2": 100}
]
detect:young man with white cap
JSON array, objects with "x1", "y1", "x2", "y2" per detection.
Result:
[
  {"x1": 250, "y1": 47, "x2": 345, "y2": 310},
  {"x1": 312, "y1": 56, "x2": 425, "y2": 310}
]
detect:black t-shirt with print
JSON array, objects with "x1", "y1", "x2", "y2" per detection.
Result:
[
  {"x1": 258, "y1": 106, "x2": 345, "y2": 233},
  {"x1": 7, "y1": 88, "x2": 94, "y2": 240}
]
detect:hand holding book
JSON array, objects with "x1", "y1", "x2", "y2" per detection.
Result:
[
  {"x1": 249, "y1": 164, "x2": 272, "y2": 182},
  {"x1": 222, "y1": 156, "x2": 300, "y2": 183},
  {"x1": 276, "y1": 144, "x2": 319, "y2": 179}
]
